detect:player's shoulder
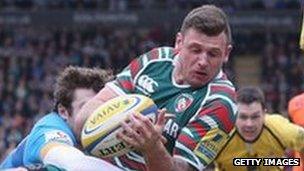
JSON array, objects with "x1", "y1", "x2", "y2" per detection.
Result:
[
  {"x1": 205, "y1": 71, "x2": 236, "y2": 104},
  {"x1": 264, "y1": 114, "x2": 291, "y2": 136},
  {"x1": 264, "y1": 114, "x2": 303, "y2": 148},
  {"x1": 127, "y1": 47, "x2": 175, "y2": 75},
  {"x1": 210, "y1": 70, "x2": 235, "y2": 88},
  {"x1": 24, "y1": 116, "x2": 76, "y2": 159},
  {"x1": 29, "y1": 112, "x2": 76, "y2": 144},
  {"x1": 34, "y1": 112, "x2": 66, "y2": 128},
  {"x1": 265, "y1": 114, "x2": 289, "y2": 127},
  {"x1": 142, "y1": 46, "x2": 176, "y2": 61}
]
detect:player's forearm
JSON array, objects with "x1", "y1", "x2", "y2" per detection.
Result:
[
  {"x1": 73, "y1": 85, "x2": 119, "y2": 139},
  {"x1": 144, "y1": 141, "x2": 194, "y2": 171},
  {"x1": 73, "y1": 98, "x2": 105, "y2": 139},
  {"x1": 143, "y1": 141, "x2": 174, "y2": 171},
  {"x1": 43, "y1": 145, "x2": 122, "y2": 171}
]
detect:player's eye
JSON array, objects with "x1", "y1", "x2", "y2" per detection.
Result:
[
  {"x1": 239, "y1": 115, "x2": 248, "y2": 120},
  {"x1": 208, "y1": 51, "x2": 220, "y2": 58},
  {"x1": 251, "y1": 115, "x2": 260, "y2": 120},
  {"x1": 191, "y1": 48, "x2": 201, "y2": 54}
]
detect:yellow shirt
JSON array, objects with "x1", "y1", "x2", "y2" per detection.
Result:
[{"x1": 214, "y1": 114, "x2": 304, "y2": 171}]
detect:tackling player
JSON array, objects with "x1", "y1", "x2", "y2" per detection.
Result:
[
  {"x1": 214, "y1": 87, "x2": 304, "y2": 171},
  {"x1": 0, "y1": 66, "x2": 121, "y2": 171},
  {"x1": 74, "y1": 5, "x2": 237, "y2": 171}
]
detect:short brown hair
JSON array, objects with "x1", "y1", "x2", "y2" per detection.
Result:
[
  {"x1": 237, "y1": 87, "x2": 266, "y2": 110},
  {"x1": 180, "y1": 5, "x2": 232, "y2": 44},
  {"x1": 53, "y1": 66, "x2": 113, "y2": 112}
]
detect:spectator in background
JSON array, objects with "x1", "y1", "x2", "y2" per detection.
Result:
[
  {"x1": 0, "y1": 0, "x2": 300, "y2": 10},
  {"x1": 261, "y1": 35, "x2": 303, "y2": 114}
]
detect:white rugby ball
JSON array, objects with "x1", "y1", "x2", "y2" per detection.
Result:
[{"x1": 81, "y1": 94, "x2": 158, "y2": 158}]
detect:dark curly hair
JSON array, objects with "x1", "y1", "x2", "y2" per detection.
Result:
[{"x1": 53, "y1": 66, "x2": 113, "y2": 112}]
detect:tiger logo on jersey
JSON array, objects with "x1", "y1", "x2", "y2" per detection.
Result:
[{"x1": 174, "y1": 94, "x2": 193, "y2": 113}]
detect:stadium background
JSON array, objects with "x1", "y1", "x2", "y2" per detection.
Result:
[{"x1": 0, "y1": 0, "x2": 302, "y2": 162}]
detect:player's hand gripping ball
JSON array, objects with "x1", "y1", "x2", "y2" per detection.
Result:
[{"x1": 81, "y1": 94, "x2": 158, "y2": 158}]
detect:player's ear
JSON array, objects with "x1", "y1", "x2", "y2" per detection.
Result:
[
  {"x1": 223, "y1": 44, "x2": 233, "y2": 63},
  {"x1": 174, "y1": 32, "x2": 183, "y2": 50},
  {"x1": 58, "y1": 103, "x2": 70, "y2": 121}
]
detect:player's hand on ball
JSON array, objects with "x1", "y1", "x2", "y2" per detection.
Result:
[{"x1": 117, "y1": 109, "x2": 167, "y2": 153}]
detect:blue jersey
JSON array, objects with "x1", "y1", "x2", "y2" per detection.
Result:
[{"x1": 0, "y1": 112, "x2": 77, "y2": 168}]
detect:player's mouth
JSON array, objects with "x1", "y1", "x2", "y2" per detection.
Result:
[
  {"x1": 194, "y1": 71, "x2": 208, "y2": 79},
  {"x1": 242, "y1": 129, "x2": 256, "y2": 136}
]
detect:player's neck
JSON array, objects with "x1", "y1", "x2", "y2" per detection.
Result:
[{"x1": 173, "y1": 61, "x2": 184, "y2": 85}]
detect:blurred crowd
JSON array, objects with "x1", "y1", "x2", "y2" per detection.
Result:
[
  {"x1": 261, "y1": 34, "x2": 304, "y2": 114},
  {"x1": 0, "y1": 0, "x2": 300, "y2": 11}
]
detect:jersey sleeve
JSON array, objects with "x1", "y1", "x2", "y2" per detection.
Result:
[
  {"x1": 106, "y1": 47, "x2": 173, "y2": 94},
  {"x1": 266, "y1": 115, "x2": 304, "y2": 152},
  {"x1": 173, "y1": 96, "x2": 237, "y2": 170},
  {"x1": 24, "y1": 128, "x2": 74, "y2": 164}
]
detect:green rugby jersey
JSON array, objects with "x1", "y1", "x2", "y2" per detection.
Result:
[{"x1": 106, "y1": 47, "x2": 237, "y2": 171}]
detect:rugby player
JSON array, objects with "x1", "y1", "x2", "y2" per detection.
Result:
[
  {"x1": 0, "y1": 66, "x2": 121, "y2": 171},
  {"x1": 214, "y1": 87, "x2": 304, "y2": 171},
  {"x1": 75, "y1": 5, "x2": 237, "y2": 171}
]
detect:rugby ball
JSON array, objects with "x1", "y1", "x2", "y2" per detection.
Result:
[{"x1": 81, "y1": 94, "x2": 158, "y2": 158}]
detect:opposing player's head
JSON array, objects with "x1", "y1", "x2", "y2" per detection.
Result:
[
  {"x1": 53, "y1": 66, "x2": 113, "y2": 130},
  {"x1": 236, "y1": 87, "x2": 266, "y2": 142},
  {"x1": 174, "y1": 5, "x2": 232, "y2": 88}
]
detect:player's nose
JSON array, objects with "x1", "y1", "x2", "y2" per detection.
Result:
[
  {"x1": 198, "y1": 53, "x2": 208, "y2": 67},
  {"x1": 244, "y1": 119, "x2": 254, "y2": 127}
]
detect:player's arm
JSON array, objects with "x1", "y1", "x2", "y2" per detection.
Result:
[
  {"x1": 25, "y1": 128, "x2": 121, "y2": 171},
  {"x1": 144, "y1": 143, "x2": 197, "y2": 171},
  {"x1": 269, "y1": 115, "x2": 304, "y2": 151},
  {"x1": 279, "y1": 116, "x2": 304, "y2": 153},
  {"x1": 142, "y1": 140, "x2": 196, "y2": 171},
  {"x1": 74, "y1": 48, "x2": 156, "y2": 139},
  {"x1": 73, "y1": 85, "x2": 119, "y2": 139},
  {"x1": 3, "y1": 168, "x2": 27, "y2": 171},
  {"x1": 119, "y1": 97, "x2": 236, "y2": 171},
  {"x1": 117, "y1": 110, "x2": 195, "y2": 171},
  {"x1": 173, "y1": 103, "x2": 235, "y2": 170},
  {"x1": 40, "y1": 143, "x2": 122, "y2": 171}
]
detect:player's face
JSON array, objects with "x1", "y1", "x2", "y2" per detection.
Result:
[
  {"x1": 175, "y1": 28, "x2": 232, "y2": 88},
  {"x1": 70, "y1": 88, "x2": 96, "y2": 124},
  {"x1": 236, "y1": 102, "x2": 265, "y2": 142}
]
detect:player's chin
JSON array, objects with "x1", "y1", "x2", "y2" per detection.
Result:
[
  {"x1": 242, "y1": 132, "x2": 258, "y2": 142},
  {"x1": 244, "y1": 136, "x2": 255, "y2": 142},
  {"x1": 188, "y1": 83, "x2": 201, "y2": 89},
  {"x1": 189, "y1": 79, "x2": 208, "y2": 88}
]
